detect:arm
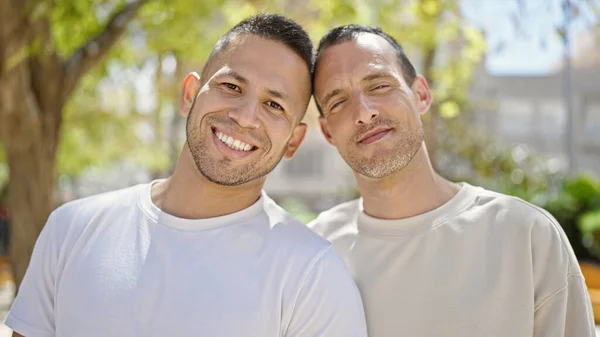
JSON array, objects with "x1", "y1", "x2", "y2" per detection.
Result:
[
  {"x1": 5, "y1": 213, "x2": 59, "y2": 337},
  {"x1": 284, "y1": 246, "x2": 367, "y2": 337},
  {"x1": 531, "y1": 214, "x2": 596, "y2": 336},
  {"x1": 533, "y1": 274, "x2": 595, "y2": 336}
]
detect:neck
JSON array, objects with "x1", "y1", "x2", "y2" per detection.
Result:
[
  {"x1": 151, "y1": 144, "x2": 264, "y2": 219},
  {"x1": 356, "y1": 143, "x2": 460, "y2": 220}
]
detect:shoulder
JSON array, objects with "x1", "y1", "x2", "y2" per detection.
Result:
[
  {"x1": 474, "y1": 188, "x2": 586, "y2": 304},
  {"x1": 466, "y1": 185, "x2": 562, "y2": 232},
  {"x1": 262, "y1": 193, "x2": 333, "y2": 255},
  {"x1": 467, "y1": 185, "x2": 577, "y2": 272},
  {"x1": 26, "y1": 184, "x2": 146, "y2": 277},
  {"x1": 47, "y1": 183, "x2": 144, "y2": 237},
  {"x1": 52, "y1": 183, "x2": 142, "y2": 219},
  {"x1": 307, "y1": 199, "x2": 361, "y2": 238}
]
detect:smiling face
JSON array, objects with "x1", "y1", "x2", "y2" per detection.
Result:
[
  {"x1": 181, "y1": 34, "x2": 310, "y2": 186},
  {"x1": 314, "y1": 33, "x2": 432, "y2": 179}
]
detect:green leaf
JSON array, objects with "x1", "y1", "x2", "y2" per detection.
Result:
[
  {"x1": 439, "y1": 101, "x2": 460, "y2": 119},
  {"x1": 564, "y1": 175, "x2": 600, "y2": 206},
  {"x1": 579, "y1": 209, "x2": 600, "y2": 234}
]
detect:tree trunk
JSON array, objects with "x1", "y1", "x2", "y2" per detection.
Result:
[
  {"x1": 0, "y1": 0, "x2": 146, "y2": 288},
  {"x1": 6, "y1": 135, "x2": 56, "y2": 286},
  {"x1": 0, "y1": 64, "x2": 60, "y2": 286}
]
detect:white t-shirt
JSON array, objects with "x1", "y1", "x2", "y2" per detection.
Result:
[
  {"x1": 6, "y1": 182, "x2": 367, "y2": 337},
  {"x1": 309, "y1": 183, "x2": 596, "y2": 337}
]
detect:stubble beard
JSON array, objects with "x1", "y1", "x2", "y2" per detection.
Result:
[
  {"x1": 341, "y1": 120, "x2": 424, "y2": 179},
  {"x1": 185, "y1": 106, "x2": 286, "y2": 186}
]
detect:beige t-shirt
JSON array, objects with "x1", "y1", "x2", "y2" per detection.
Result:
[{"x1": 309, "y1": 183, "x2": 596, "y2": 337}]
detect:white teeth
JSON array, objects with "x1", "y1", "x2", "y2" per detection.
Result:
[{"x1": 214, "y1": 130, "x2": 253, "y2": 152}]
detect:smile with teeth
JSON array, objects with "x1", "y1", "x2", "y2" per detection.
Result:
[{"x1": 214, "y1": 130, "x2": 255, "y2": 152}]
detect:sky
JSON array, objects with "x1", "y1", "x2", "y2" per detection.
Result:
[{"x1": 461, "y1": 0, "x2": 599, "y2": 75}]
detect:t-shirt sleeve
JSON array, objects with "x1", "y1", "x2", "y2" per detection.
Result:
[
  {"x1": 5, "y1": 212, "x2": 59, "y2": 337},
  {"x1": 533, "y1": 274, "x2": 595, "y2": 337},
  {"x1": 530, "y1": 213, "x2": 596, "y2": 337},
  {"x1": 284, "y1": 245, "x2": 367, "y2": 337}
]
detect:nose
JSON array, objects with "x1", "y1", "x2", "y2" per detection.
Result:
[
  {"x1": 353, "y1": 94, "x2": 379, "y2": 125},
  {"x1": 228, "y1": 99, "x2": 260, "y2": 129}
]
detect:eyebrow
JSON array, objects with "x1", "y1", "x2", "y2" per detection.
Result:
[
  {"x1": 267, "y1": 89, "x2": 288, "y2": 101},
  {"x1": 362, "y1": 72, "x2": 395, "y2": 82},
  {"x1": 218, "y1": 69, "x2": 248, "y2": 85},
  {"x1": 219, "y1": 69, "x2": 289, "y2": 101},
  {"x1": 321, "y1": 88, "x2": 343, "y2": 109}
]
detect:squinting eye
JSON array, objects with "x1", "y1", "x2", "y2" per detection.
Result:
[
  {"x1": 224, "y1": 83, "x2": 241, "y2": 92},
  {"x1": 373, "y1": 84, "x2": 390, "y2": 90},
  {"x1": 266, "y1": 101, "x2": 283, "y2": 111},
  {"x1": 330, "y1": 99, "x2": 346, "y2": 112}
]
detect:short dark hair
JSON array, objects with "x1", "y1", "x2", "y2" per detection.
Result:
[
  {"x1": 201, "y1": 13, "x2": 314, "y2": 85},
  {"x1": 313, "y1": 25, "x2": 417, "y2": 116}
]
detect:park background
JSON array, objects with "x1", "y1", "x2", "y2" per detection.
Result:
[{"x1": 1, "y1": 0, "x2": 600, "y2": 334}]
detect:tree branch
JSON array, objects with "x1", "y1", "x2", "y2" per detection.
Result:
[{"x1": 62, "y1": 0, "x2": 148, "y2": 99}]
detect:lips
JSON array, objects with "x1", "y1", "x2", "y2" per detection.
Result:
[{"x1": 358, "y1": 126, "x2": 393, "y2": 144}]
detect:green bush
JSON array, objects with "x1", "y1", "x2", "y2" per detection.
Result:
[{"x1": 542, "y1": 175, "x2": 600, "y2": 263}]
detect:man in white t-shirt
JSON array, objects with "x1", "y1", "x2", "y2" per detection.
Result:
[
  {"x1": 309, "y1": 24, "x2": 596, "y2": 336},
  {"x1": 5, "y1": 15, "x2": 367, "y2": 337}
]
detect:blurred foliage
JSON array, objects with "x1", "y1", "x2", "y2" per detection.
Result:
[
  {"x1": 542, "y1": 175, "x2": 600, "y2": 263},
  {"x1": 439, "y1": 117, "x2": 566, "y2": 205},
  {"x1": 57, "y1": 67, "x2": 138, "y2": 177},
  {"x1": 138, "y1": 0, "x2": 228, "y2": 59},
  {"x1": 41, "y1": 0, "x2": 226, "y2": 60},
  {"x1": 279, "y1": 198, "x2": 318, "y2": 224}
]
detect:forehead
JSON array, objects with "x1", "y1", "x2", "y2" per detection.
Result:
[
  {"x1": 314, "y1": 34, "x2": 402, "y2": 95},
  {"x1": 212, "y1": 35, "x2": 310, "y2": 101}
]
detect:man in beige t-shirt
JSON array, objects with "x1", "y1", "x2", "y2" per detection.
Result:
[{"x1": 309, "y1": 24, "x2": 596, "y2": 336}]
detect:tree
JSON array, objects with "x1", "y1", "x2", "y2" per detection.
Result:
[
  {"x1": 0, "y1": 0, "x2": 226, "y2": 286},
  {"x1": 0, "y1": 0, "x2": 151, "y2": 286}
]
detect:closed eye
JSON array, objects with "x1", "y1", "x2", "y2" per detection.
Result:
[
  {"x1": 223, "y1": 82, "x2": 241, "y2": 92},
  {"x1": 266, "y1": 101, "x2": 284, "y2": 111},
  {"x1": 372, "y1": 84, "x2": 390, "y2": 91},
  {"x1": 329, "y1": 99, "x2": 346, "y2": 112}
]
